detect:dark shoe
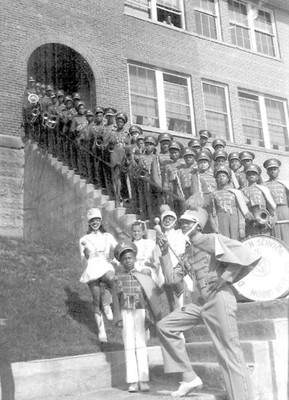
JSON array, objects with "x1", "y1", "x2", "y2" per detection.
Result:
[{"x1": 139, "y1": 381, "x2": 150, "y2": 392}]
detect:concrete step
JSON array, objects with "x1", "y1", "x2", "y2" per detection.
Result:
[
  {"x1": 236, "y1": 298, "x2": 289, "y2": 321},
  {"x1": 185, "y1": 341, "x2": 255, "y2": 364},
  {"x1": 150, "y1": 362, "x2": 226, "y2": 392},
  {"x1": 113, "y1": 207, "x2": 127, "y2": 220},
  {"x1": 185, "y1": 319, "x2": 276, "y2": 343}
]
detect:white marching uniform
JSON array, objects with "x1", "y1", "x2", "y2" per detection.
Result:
[{"x1": 79, "y1": 231, "x2": 118, "y2": 283}]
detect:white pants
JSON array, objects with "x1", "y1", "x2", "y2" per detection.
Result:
[{"x1": 122, "y1": 309, "x2": 149, "y2": 383}]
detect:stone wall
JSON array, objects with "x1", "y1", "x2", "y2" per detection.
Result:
[{"x1": 0, "y1": 135, "x2": 25, "y2": 237}]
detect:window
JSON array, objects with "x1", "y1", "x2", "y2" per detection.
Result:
[
  {"x1": 124, "y1": 0, "x2": 185, "y2": 28},
  {"x1": 228, "y1": 0, "x2": 278, "y2": 57},
  {"x1": 194, "y1": 0, "x2": 221, "y2": 40},
  {"x1": 239, "y1": 91, "x2": 289, "y2": 152},
  {"x1": 128, "y1": 64, "x2": 194, "y2": 134},
  {"x1": 202, "y1": 81, "x2": 232, "y2": 140}
]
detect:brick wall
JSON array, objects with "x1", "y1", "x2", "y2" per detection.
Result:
[{"x1": 1, "y1": 0, "x2": 289, "y2": 238}]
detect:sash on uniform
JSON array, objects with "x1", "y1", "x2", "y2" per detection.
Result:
[{"x1": 255, "y1": 184, "x2": 277, "y2": 211}]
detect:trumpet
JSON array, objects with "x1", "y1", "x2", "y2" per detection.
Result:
[
  {"x1": 138, "y1": 168, "x2": 149, "y2": 179},
  {"x1": 108, "y1": 143, "x2": 115, "y2": 152},
  {"x1": 30, "y1": 107, "x2": 40, "y2": 124},
  {"x1": 95, "y1": 137, "x2": 103, "y2": 147},
  {"x1": 47, "y1": 116, "x2": 57, "y2": 129},
  {"x1": 28, "y1": 93, "x2": 40, "y2": 105},
  {"x1": 42, "y1": 112, "x2": 49, "y2": 127},
  {"x1": 252, "y1": 208, "x2": 271, "y2": 230}
]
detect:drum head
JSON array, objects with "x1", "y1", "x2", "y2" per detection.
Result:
[{"x1": 233, "y1": 235, "x2": 289, "y2": 301}]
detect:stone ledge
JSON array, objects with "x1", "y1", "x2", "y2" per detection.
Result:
[{"x1": 0, "y1": 134, "x2": 25, "y2": 149}]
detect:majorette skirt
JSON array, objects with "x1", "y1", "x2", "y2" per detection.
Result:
[{"x1": 80, "y1": 255, "x2": 114, "y2": 284}]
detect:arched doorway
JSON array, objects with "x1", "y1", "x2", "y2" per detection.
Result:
[{"x1": 27, "y1": 43, "x2": 96, "y2": 109}]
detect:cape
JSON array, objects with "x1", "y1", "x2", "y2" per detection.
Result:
[{"x1": 193, "y1": 233, "x2": 262, "y2": 283}]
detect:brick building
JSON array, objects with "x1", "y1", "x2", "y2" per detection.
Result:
[{"x1": 1, "y1": 0, "x2": 289, "y2": 237}]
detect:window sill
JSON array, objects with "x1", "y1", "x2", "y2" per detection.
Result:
[{"x1": 124, "y1": 12, "x2": 282, "y2": 62}]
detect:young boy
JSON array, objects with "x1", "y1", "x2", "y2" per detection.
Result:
[{"x1": 114, "y1": 242, "x2": 150, "y2": 393}]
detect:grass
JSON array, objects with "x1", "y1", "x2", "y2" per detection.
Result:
[{"x1": 0, "y1": 235, "x2": 126, "y2": 362}]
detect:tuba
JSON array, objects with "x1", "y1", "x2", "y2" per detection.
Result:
[
  {"x1": 253, "y1": 208, "x2": 271, "y2": 230},
  {"x1": 28, "y1": 93, "x2": 39, "y2": 105}
]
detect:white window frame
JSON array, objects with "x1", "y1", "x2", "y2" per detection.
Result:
[
  {"x1": 202, "y1": 80, "x2": 233, "y2": 141},
  {"x1": 228, "y1": 0, "x2": 279, "y2": 57},
  {"x1": 238, "y1": 90, "x2": 289, "y2": 152},
  {"x1": 127, "y1": 63, "x2": 195, "y2": 137},
  {"x1": 124, "y1": 0, "x2": 186, "y2": 29},
  {"x1": 194, "y1": 0, "x2": 222, "y2": 40}
]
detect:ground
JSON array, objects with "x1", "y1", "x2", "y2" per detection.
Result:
[{"x1": 0, "y1": 236, "x2": 146, "y2": 362}]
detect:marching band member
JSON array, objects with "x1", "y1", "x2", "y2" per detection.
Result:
[
  {"x1": 114, "y1": 241, "x2": 151, "y2": 393},
  {"x1": 263, "y1": 158, "x2": 289, "y2": 247},
  {"x1": 242, "y1": 164, "x2": 276, "y2": 237},
  {"x1": 79, "y1": 208, "x2": 118, "y2": 343},
  {"x1": 157, "y1": 208, "x2": 261, "y2": 399}
]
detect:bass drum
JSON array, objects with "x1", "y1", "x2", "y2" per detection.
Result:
[{"x1": 233, "y1": 235, "x2": 289, "y2": 302}]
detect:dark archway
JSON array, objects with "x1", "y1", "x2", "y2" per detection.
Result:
[{"x1": 27, "y1": 43, "x2": 96, "y2": 109}]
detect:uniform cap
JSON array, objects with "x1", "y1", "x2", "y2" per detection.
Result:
[
  {"x1": 145, "y1": 135, "x2": 158, "y2": 146},
  {"x1": 129, "y1": 125, "x2": 143, "y2": 135},
  {"x1": 161, "y1": 210, "x2": 177, "y2": 223},
  {"x1": 188, "y1": 138, "x2": 201, "y2": 148},
  {"x1": 179, "y1": 208, "x2": 208, "y2": 230},
  {"x1": 228, "y1": 152, "x2": 240, "y2": 162},
  {"x1": 115, "y1": 112, "x2": 128, "y2": 124},
  {"x1": 197, "y1": 151, "x2": 212, "y2": 162},
  {"x1": 214, "y1": 165, "x2": 231, "y2": 178},
  {"x1": 86, "y1": 110, "x2": 94, "y2": 117},
  {"x1": 94, "y1": 106, "x2": 104, "y2": 115},
  {"x1": 104, "y1": 107, "x2": 117, "y2": 116},
  {"x1": 245, "y1": 164, "x2": 261, "y2": 175},
  {"x1": 159, "y1": 132, "x2": 173, "y2": 142},
  {"x1": 169, "y1": 141, "x2": 182, "y2": 152},
  {"x1": 114, "y1": 241, "x2": 138, "y2": 261},
  {"x1": 239, "y1": 151, "x2": 255, "y2": 161},
  {"x1": 64, "y1": 96, "x2": 73, "y2": 104},
  {"x1": 263, "y1": 158, "x2": 281, "y2": 170},
  {"x1": 50, "y1": 92, "x2": 56, "y2": 99},
  {"x1": 213, "y1": 149, "x2": 228, "y2": 161},
  {"x1": 183, "y1": 147, "x2": 197, "y2": 158},
  {"x1": 35, "y1": 82, "x2": 41, "y2": 87},
  {"x1": 28, "y1": 76, "x2": 35, "y2": 82},
  {"x1": 136, "y1": 134, "x2": 145, "y2": 142},
  {"x1": 87, "y1": 208, "x2": 102, "y2": 221},
  {"x1": 212, "y1": 138, "x2": 226, "y2": 149},
  {"x1": 76, "y1": 102, "x2": 85, "y2": 110},
  {"x1": 41, "y1": 84, "x2": 46, "y2": 89},
  {"x1": 57, "y1": 90, "x2": 64, "y2": 97},
  {"x1": 46, "y1": 85, "x2": 53, "y2": 91},
  {"x1": 199, "y1": 129, "x2": 211, "y2": 139},
  {"x1": 72, "y1": 92, "x2": 82, "y2": 100}
]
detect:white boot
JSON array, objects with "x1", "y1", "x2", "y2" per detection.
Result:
[{"x1": 95, "y1": 312, "x2": 107, "y2": 342}]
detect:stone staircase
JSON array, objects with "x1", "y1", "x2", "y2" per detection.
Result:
[
  {"x1": 24, "y1": 140, "x2": 289, "y2": 399},
  {"x1": 149, "y1": 298, "x2": 289, "y2": 400},
  {"x1": 24, "y1": 139, "x2": 155, "y2": 242}
]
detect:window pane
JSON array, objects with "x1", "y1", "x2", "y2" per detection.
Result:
[
  {"x1": 164, "y1": 79, "x2": 192, "y2": 133},
  {"x1": 265, "y1": 98, "x2": 289, "y2": 151},
  {"x1": 255, "y1": 10, "x2": 273, "y2": 34},
  {"x1": 255, "y1": 31, "x2": 275, "y2": 56},
  {"x1": 129, "y1": 65, "x2": 159, "y2": 127},
  {"x1": 205, "y1": 111, "x2": 228, "y2": 139},
  {"x1": 230, "y1": 24, "x2": 251, "y2": 48},
  {"x1": 203, "y1": 83, "x2": 230, "y2": 139},
  {"x1": 239, "y1": 93, "x2": 264, "y2": 146},
  {"x1": 194, "y1": 0, "x2": 215, "y2": 14},
  {"x1": 124, "y1": 0, "x2": 150, "y2": 18},
  {"x1": 195, "y1": 11, "x2": 217, "y2": 38},
  {"x1": 228, "y1": 0, "x2": 248, "y2": 26},
  {"x1": 157, "y1": 0, "x2": 180, "y2": 10}
]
